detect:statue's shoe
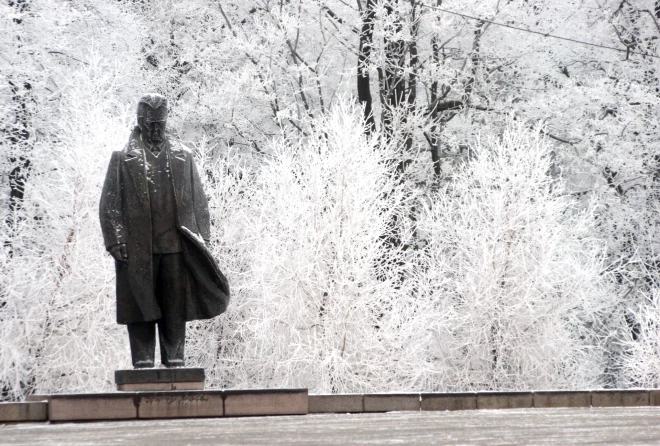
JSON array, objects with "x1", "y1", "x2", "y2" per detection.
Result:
[
  {"x1": 134, "y1": 360, "x2": 155, "y2": 369},
  {"x1": 164, "y1": 359, "x2": 185, "y2": 368}
]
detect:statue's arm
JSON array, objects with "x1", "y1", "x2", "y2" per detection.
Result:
[
  {"x1": 99, "y1": 151, "x2": 126, "y2": 250},
  {"x1": 190, "y1": 154, "x2": 211, "y2": 243}
]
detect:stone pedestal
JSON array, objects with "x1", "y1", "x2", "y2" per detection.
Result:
[
  {"x1": 115, "y1": 368, "x2": 205, "y2": 391},
  {"x1": 46, "y1": 389, "x2": 308, "y2": 421}
]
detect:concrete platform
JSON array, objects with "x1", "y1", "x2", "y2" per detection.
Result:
[
  {"x1": 363, "y1": 393, "x2": 420, "y2": 412},
  {"x1": 9, "y1": 388, "x2": 660, "y2": 422},
  {"x1": 421, "y1": 392, "x2": 477, "y2": 411},
  {"x1": 308, "y1": 389, "x2": 660, "y2": 413},
  {"x1": 225, "y1": 389, "x2": 309, "y2": 417},
  {"x1": 309, "y1": 394, "x2": 363, "y2": 413},
  {"x1": 0, "y1": 402, "x2": 48, "y2": 422},
  {"x1": 591, "y1": 389, "x2": 650, "y2": 407},
  {"x1": 533, "y1": 391, "x2": 592, "y2": 408},
  {"x1": 477, "y1": 391, "x2": 534, "y2": 410}
]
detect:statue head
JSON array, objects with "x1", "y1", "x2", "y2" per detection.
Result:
[{"x1": 137, "y1": 93, "x2": 168, "y2": 144}]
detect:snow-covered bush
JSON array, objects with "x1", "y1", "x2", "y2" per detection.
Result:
[
  {"x1": 620, "y1": 290, "x2": 660, "y2": 388},
  {"x1": 412, "y1": 121, "x2": 623, "y2": 390},
  {"x1": 187, "y1": 102, "x2": 420, "y2": 393}
]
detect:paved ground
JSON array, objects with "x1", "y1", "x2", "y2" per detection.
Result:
[{"x1": 3, "y1": 407, "x2": 660, "y2": 445}]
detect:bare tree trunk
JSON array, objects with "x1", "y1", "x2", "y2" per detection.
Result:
[
  {"x1": 429, "y1": 1, "x2": 443, "y2": 177},
  {"x1": 358, "y1": 0, "x2": 376, "y2": 135},
  {"x1": 4, "y1": 0, "x2": 34, "y2": 257},
  {"x1": 2, "y1": 0, "x2": 35, "y2": 401},
  {"x1": 401, "y1": 1, "x2": 419, "y2": 174},
  {"x1": 464, "y1": 20, "x2": 484, "y2": 105},
  {"x1": 379, "y1": 0, "x2": 406, "y2": 145}
]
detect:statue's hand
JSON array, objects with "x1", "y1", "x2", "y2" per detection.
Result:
[{"x1": 109, "y1": 244, "x2": 128, "y2": 263}]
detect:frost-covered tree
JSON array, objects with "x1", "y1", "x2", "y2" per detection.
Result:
[{"x1": 2, "y1": 0, "x2": 659, "y2": 399}]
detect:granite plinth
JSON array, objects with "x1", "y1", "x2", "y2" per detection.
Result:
[
  {"x1": 45, "y1": 389, "x2": 308, "y2": 421},
  {"x1": 115, "y1": 368, "x2": 204, "y2": 391}
]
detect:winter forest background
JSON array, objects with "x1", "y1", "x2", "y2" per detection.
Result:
[{"x1": 2, "y1": 0, "x2": 660, "y2": 401}]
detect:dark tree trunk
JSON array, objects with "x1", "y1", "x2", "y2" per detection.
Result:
[
  {"x1": 2, "y1": 0, "x2": 34, "y2": 402},
  {"x1": 358, "y1": 0, "x2": 376, "y2": 135},
  {"x1": 464, "y1": 20, "x2": 484, "y2": 105},
  {"x1": 7, "y1": 81, "x2": 32, "y2": 220},
  {"x1": 4, "y1": 0, "x2": 34, "y2": 257},
  {"x1": 401, "y1": 1, "x2": 419, "y2": 174},
  {"x1": 379, "y1": 1, "x2": 406, "y2": 144},
  {"x1": 429, "y1": 0, "x2": 444, "y2": 178}
]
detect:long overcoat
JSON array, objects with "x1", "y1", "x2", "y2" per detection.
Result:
[{"x1": 99, "y1": 127, "x2": 230, "y2": 324}]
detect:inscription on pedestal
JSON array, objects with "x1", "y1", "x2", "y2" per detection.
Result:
[{"x1": 138, "y1": 392, "x2": 223, "y2": 419}]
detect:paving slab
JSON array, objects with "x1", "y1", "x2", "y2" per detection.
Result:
[
  {"x1": 138, "y1": 391, "x2": 224, "y2": 419},
  {"x1": 5, "y1": 407, "x2": 660, "y2": 445},
  {"x1": 534, "y1": 391, "x2": 591, "y2": 408},
  {"x1": 591, "y1": 390, "x2": 649, "y2": 407},
  {"x1": 421, "y1": 392, "x2": 477, "y2": 411},
  {"x1": 308, "y1": 395, "x2": 363, "y2": 413},
  {"x1": 477, "y1": 391, "x2": 533, "y2": 410},
  {"x1": 0, "y1": 402, "x2": 48, "y2": 422},
  {"x1": 363, "y1": 393, "x2": 420, "y2": 412},
  {"x1": 224, "y1": 389, "x2": 308, "y2": 417}
]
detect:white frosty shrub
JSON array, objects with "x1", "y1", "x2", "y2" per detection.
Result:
[
  {"x1": 188, "y1": 102, "x2": 419, "y2": 393},
  {"x1": 412, "y1": 121, "x2": 620, "y2": 391},
  {"x1": 0, "y1": 77, "x2": 139, "y2": 399},
  {"x1": 183, "y1": 146, "x2": 258, "y2": 389},
  {"x1": 619, "y1": 290, "x2": 660, "y2": 388}
]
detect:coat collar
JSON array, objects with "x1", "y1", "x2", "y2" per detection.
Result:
[
  {"x1": 123, "y1": 128, "x2": 187, "y2": 202},
  {"x1": 125, "y1": 127, "x2": 173, "y2": 158}
]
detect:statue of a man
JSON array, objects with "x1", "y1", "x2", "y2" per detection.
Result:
[{"x1": 99, "y1": 94, "x2": 229, "y2": 368}]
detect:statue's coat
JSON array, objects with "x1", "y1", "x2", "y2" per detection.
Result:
[{"x1": 99, "y1": 127, "x2": 230, "y2": 324}]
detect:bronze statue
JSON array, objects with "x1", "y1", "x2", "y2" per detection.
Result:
[{"x1": 99, "y1": 94, "x2": 229, "y2": 368}]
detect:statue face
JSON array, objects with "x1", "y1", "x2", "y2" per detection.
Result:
[
  {"x1": 138, "y1": 105, "x2": 167, "y2": 144},
  {"x1": 139, "y1": 118, "x2": 166, "y2": 143}
]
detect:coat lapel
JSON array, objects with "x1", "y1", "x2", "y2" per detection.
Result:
[
  {"x1": 167, "y1": 141, "x2": 187, "y2": 205},
  {"x1": 124, "y1": 133, "x2": 148, "y2": 201}
]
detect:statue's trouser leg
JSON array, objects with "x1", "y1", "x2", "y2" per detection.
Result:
[
  {"x1": 127, "y1": 322, "x2": 156, "y2": 368},
  {"x1": 154, "y1": 253, "x2": 187, "y2": 367}
]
